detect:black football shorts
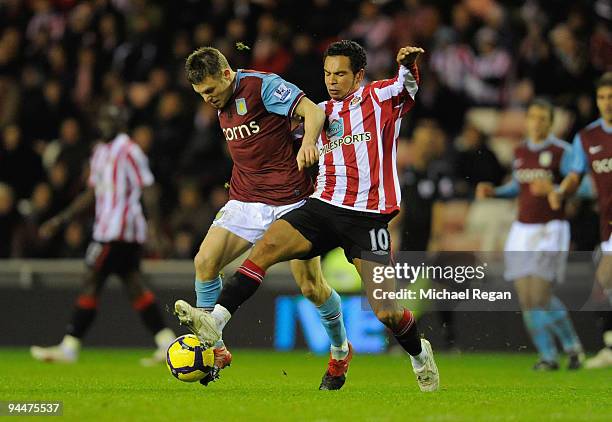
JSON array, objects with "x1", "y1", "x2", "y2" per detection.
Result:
[
  {"x1": 85, "y1": 241, "x2": 142, "y2": 277},
  {"x1": 280, "y1": 198, "x2": 394, "y2": 264}
]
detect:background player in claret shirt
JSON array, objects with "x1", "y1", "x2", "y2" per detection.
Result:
[
  {"x1": 189, "y1": 40, "x2": 440, "y2": 392},
  {"x1": 173, "y1": 47, "x2": 352, "y2": 389},
  {"x1": 477, "y1": 99, "x2": 583, "y2": 371},
  {"x1": 30, "y1": 106, "x2": 176, "y2": 366},
  {"x1": 549, "y1": 72, "x2": 612, "y2": 369}
]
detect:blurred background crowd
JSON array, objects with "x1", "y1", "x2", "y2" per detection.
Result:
[{"x1": 0, "y1": 0, "x2": 610, "y2": 259}]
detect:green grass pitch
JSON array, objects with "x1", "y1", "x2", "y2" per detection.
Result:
[{"x1": 1, "y1": 348, "x2": 610, "y2": 421}]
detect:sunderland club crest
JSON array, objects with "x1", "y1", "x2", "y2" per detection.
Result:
[{"x1": 349, "y1": 95, "x2": 362, "y2": 109}]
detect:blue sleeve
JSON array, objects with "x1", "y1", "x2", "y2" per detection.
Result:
[
  {"x1": 560, "y1": 146, "x2": 574, "y2": 176},
  {"x1": 260, "y1": 74, "x2": 304, "y2": 117},
  {"x1": 576, "y1": 175, "x2": 595, "y2": 199},
  {"x1": 568, "y1": 134, "x2": 588, "y2": 174},
  {"x1": 493, "y1": 177, "x2": 520, "y2": 198}
]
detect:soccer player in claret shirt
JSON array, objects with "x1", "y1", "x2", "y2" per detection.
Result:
[
  {"x1": 476, "y1": 99, "x2": 584, "y2": 371},
  {"x1": 174, "y1": 47, "x2": 352, "y2": 389},
  {"x1": 549, "y1": 72, "x2": 612, "y2": 369},
  {"x1": 30, "y1": 106, "x2": 176, "y2": 365},
  {"x1": 182, "y1": 40, "x2": 440, "y2": 392}
]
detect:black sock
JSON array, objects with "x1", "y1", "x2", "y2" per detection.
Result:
[
  {"x1": 66, "y1": 295, "x2": 98, "y2": 338},
  {"x1": 217, "y1": 260, "x2": 264, "y2": 314},
  {"x1": 138, "y1": 303, "x2": 166, "y2": 334},
  {"x1": 133, "y1": 291, "x2": 165, "y2": 335},
  {"x1": 392, "y1": 309, "x2": 422, "y2": 356}
]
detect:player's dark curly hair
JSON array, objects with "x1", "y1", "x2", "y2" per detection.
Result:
[
  {"x1": 185, "y1": 47, "x2": 230, "y2": 84},
  {"x1": 323, "y1": 40, "x2": 367, "y2": 74}
]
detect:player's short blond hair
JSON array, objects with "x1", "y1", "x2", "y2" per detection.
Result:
[
  {"x1": 596, "y1": 72, "x2": 612, "y2": 91},
  {"x1": 528, "y1": 98, "x2": 554, "y2": 122},
  {"x1": 185, "y1": 47, "x2": 230, "y2": 84}
]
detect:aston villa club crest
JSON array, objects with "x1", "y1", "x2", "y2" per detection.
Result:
[
  {"x1": 235, "y1": 98, "x2": 247, "y2": 115},
  {"x1": 539, "y1": 151, "x2": 552, "y2": 167}
]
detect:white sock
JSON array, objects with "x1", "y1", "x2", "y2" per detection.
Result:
[
  {"x1": 210, "y1": 304, "x2": 232, "y2": 331},
  {"x1": 331, "y1": 340, "x2": 349, "y2": 360},
  {"x1": 604, "y1": 330, "x2": 612, "y2": 348},
  {"x1": 410, "y1": 348, "x2": 428, "y2": 370},
  {"x1": 154, "y1": 328, "x2": 176, "y2": 349}
]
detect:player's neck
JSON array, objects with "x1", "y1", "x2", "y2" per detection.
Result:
[
  {"x1": 529, "y1": 135, "x2": 547, "y2": 144},
  {"x1": 220, "y1": 70, "x2": 237, "y2": 108},
  {"x1": 339, "y1": 86, "x2": 360, "y2": 101}
]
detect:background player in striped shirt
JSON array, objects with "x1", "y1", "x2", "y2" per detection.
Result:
[
  {"x1": 549, "y1": 72, "x2": 612, "y2": 369},
  {"x1": 173, "y1": 47, "x2": 352, "y2": 389},
  {"x1": 477, "y1": 99, "x2": 583, "y2": 370},
  {"x1": 187, "y1": 40, "x2": 440, "y2": 392},
  {"x1": 30, "y1": 106, "x2": 176, "y2": 366}
]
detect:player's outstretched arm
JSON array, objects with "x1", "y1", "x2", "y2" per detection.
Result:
[
  {"x1": 373, "y1": 46, "x2": 424, "y2": 106},
  {"x1": 294, "y1": 97, "x2": 325, "y2": 171},
  {"x1": 476, "y1": 178, "x2": 519, "y2": 200},
  {"x1": 39, "y1": 188, "x2": 95, "y2": 239}
]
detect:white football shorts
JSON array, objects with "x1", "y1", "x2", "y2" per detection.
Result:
[
  {"x1": 504, "y1": 219, "x2": 570, "y2": 283},
  {"x1": 211, "y1": 199, "x2": 306, "y2": 244}
]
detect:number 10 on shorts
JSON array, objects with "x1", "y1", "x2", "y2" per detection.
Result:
[{"x1": 369, "y1": 228, "x2": 390, "y2": 252}]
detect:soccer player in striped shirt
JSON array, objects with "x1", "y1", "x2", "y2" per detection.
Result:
[
  {"x1": 182, "y1": 40, "x2": 440, "y2": 392},
  {"x1": 173, "y1": 47, "x2": 351, "y2": 389},
  {"x1": 30, "y1": 106, "x2": 176, "y2": 366}
]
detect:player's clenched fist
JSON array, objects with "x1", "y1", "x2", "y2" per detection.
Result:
[
  {"x1": 397, "y1": 46, "x2": 425, "y2": 67},
  {"x1": 547, "y1": 190, "x2": 563, "y2": 211},
  {"x1": 475, "y1": 182, "x2": 495, "y2": 199},
  {"x1": 297, "y1": 143, "x2": 319, "y2": 171}
]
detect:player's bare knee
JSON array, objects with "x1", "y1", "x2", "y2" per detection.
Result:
[
  {"x1": 375, "y1": 309, "x2": 400, "y2": 327},
  {"x1": 532, "y1": 296, "x2": 549, "y2": 309},
  {"x1": 250, "y1": 236, "x2": 283, "y2": 268},
  {"x1": 300, "y1": 283, "x2": 328, "y2": 305},
  {"x1": 596, "y1": 259, "x2": 612, "y2": 288},
  {"x1": 299, "y1": 283, "x2": 317, "y2": 302},
  {"x1": 598, "y1": 274, "x2": 612, "y2": 289},
  {"x1": 194, "y1": 250, "x2": 221, "y2": 280},
  {"x1": 516, "y1": 293, "x2": 532, "y2": 309}
]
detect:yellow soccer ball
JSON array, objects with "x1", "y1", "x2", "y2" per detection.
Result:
[{"x1": 166, "y1": 334, "x2": 214, "y2": 382}]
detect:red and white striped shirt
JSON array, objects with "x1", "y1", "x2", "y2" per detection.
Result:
[
  {"x1": 88, "y1": 134, "x2": 154, "y2": 244},
  {"x1": 312, "y1": 63, "x2": 419, "y2": 214}
]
